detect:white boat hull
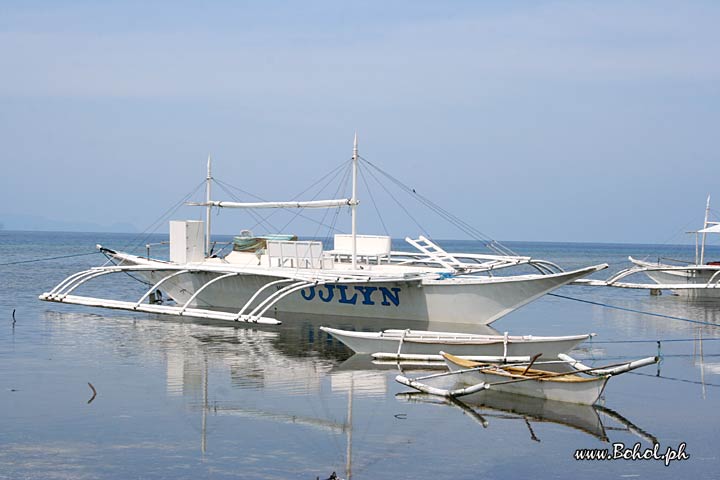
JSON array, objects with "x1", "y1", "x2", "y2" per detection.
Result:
[
  {"x1": 320, "y1": 327, "x2": 592, "y2": 357},
  {"x1": 119, "y1": 257, "x2": 604, "y2": 325}
]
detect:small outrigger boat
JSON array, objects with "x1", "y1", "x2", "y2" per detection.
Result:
[
  {"x1": 396, "y1": 352, "x2": 659, "y2": 405},
  {"x1": 581, "y1": 196, "x2": 720, "y2": 298},
  {"x1": 320, "y1": 326, "x2": 594, "y2": 360}
]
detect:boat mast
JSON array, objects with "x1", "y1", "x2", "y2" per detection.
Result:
[
  {"x1": 351, "y1": 133, "x2": 358, "y2": 269},
  {"x1": 700, "y1": 195, "x2": 711, "y2": 265},
  {"x1": 205, "y1": 155, "x2": 212, "y2": 257}
]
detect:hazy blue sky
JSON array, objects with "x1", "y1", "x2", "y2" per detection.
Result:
[{"x1": 1, "y1": 1, "x2": 719, "y2": 244}]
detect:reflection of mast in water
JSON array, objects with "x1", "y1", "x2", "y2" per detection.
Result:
[
  {"x1": 330, "y1": 370, "x2": 387, "y2": 479},
  {"x1": 193, "y1": 369, "x2": 384, "y2": 478},
  {"x1": 197, "y1": 403, "x2": 348, "y2": 432},
  {"x1": 202, "y1": 353, "x2": 208, "y2": 455},
  {"x1": 695, "y1": 328, "x2": 707, "y2": 400},
  {"x1": 191, "y1": 360, "x2": 358, "y2": 472},
  {"x1": 142, "y1": 319, "x2": 392, "y2": 476},
  {"x1": 194, "y1": 389, "x2": 355, "y2": 477},
  {"x1": 346, "y1": 376, "x2": 353, "y2": 480}
]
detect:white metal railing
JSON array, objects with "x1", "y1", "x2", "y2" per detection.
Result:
[{"x1": 266, "y1": 240, "x2": 332, "y2": 269}]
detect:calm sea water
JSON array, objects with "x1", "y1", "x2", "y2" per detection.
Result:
[{"x1": 1, "y1": 231, "x2": 719, "y2": 479}]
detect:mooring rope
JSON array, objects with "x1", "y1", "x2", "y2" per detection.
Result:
[
  {"x1": 548, "y1": 292, "x2": 720, "y2": 328},
  {"x1": 591, "y1": 338, "x2": 720, "y2": 344},
  {"x1": 629, "y1": 370, "x2": 720, "y2": 388},
  {"x1": 0, "y1": 251, "x2": 100, "y2": 266}
]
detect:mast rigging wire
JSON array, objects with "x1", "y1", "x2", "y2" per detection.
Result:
[
  {"x1": 358, "y1": 166, "x2": 390, "y2": 237},
  {"x1": 115, "y1": 179, "x2": 207, "y2": 259},
  {"x1": 360, "y1": 160, "x2": 433, "y2": 240},
  {"x1": 279, "y1": 161, "x2": 351, "y2": 236},
  {"x1": 312, "y1": 161, "x2": 352, "y2": 243},
  {"x1": 215, "y1": 180, "x2": 280, "y2": 233},
  {"x1": 359, "y1": 156, "x2": 518, "y2": 256},
  {"x1": 0, "y1": 251, "x2": 100, "y2": 266}
]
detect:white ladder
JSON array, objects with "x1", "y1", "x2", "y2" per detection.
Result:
[{"x1": 405, "y1": 235, "x2": 464, "y2": 270}]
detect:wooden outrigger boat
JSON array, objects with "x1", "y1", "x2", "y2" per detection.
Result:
[
  {"x1": 396, "y1": 352, "x2": 659, "y2": 405},
  {"x1": 39, "y1": 136, "x2": 606, "y2": 326},
  {"x1": 320, "y1": 326, "x2": 594, "y2": 360}
]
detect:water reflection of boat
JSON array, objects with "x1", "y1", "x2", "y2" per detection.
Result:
[
  {"x1": 43, "y1": 311, "x2": 360, "y2": 477},
  {"x1": 41, "y1": 309, "x2": 661, "y2": 477},
  {"x1": 398, "y1": 390, "x2": 606, "y2": 441},
  {"x1": 43, "y1": 310, "x2": 343, "y2": 394},
  {"x1": 396, "y1": 390, "x2": 657, "y2": 444}
]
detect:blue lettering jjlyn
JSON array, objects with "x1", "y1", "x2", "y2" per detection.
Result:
[
  {"x1": 336, "y1": 285, "x2": 358, "y2": 305},
  {"x1": 354, "y1": 286, "x2": 377, "y2": 305},
  {"x1": 300, "y1": 286, "x2": 315, "y2": 300},
  {"x1": 379, "y1": 287, "x2": 401, "y2": 307},
  {"x1": 318, "y1": 285, "x2": 335, "y2": 303},
  {"x1": 298, "y1": 284, "x2": 401, "y2": 306}
]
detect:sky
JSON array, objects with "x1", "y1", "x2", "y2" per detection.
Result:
[{"x1": 1, "y1": 0, "x2": 719, "y2": 244}]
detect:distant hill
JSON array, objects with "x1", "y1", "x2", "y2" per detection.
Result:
[{"x1": 0, "y1": 214, "x2": 137, "y2": 233}]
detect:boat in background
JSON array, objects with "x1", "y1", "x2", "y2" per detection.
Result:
[
  {"x1": 39, "y1": 135, "x2": 606, "y2": 326},
  {"x1": 584, "y1": 196, "x2": 720, "y2": 298},
  {"x1": 320, "y1": 326, "x2": 594, "y2": 360}
]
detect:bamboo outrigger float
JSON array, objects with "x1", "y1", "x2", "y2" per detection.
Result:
[{"x1": 40, "y1": 136, "x2": 606, "y2": 325}]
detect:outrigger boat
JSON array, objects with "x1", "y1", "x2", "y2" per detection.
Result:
[
  {"x1": 396, "y1": 352, "x2": 659, "y2": 405},
  {"x1": 583, "y1": 196, "x2": 720, "y2": 298},
  {"x1": 40, "y1": 136, "x2": 606, "y2": 325},
  {"x1": 320, "y1": 326, "x2": 594, "y2": 360}
]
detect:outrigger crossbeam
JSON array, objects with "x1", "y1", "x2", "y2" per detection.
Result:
[
  {"x1": 39, "y1": 265, "x2": 284, "y2": 324},
  {"x1": 38, "y1": 263, "x2": 427, "y2": 324}
]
